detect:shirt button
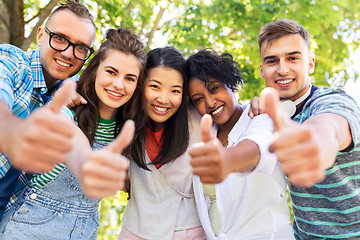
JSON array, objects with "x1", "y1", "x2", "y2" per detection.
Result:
[
  {"x1": 29, "y1": 193, "x2": 37, "y2": 199},
  {"x1": 40, "y1": 87, "x2": 46, "y2": 92}
]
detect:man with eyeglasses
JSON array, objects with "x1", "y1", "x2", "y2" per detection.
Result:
[{"x1": 0, "y1": 1, "x2": 96, "y2": 218}]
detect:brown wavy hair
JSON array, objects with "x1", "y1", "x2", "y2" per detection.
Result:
[{"x1": 73, "y1": 28, "x2": 146, "y2": 145}]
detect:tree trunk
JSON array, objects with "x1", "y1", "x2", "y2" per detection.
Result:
[
  {"x1": 9, "y1": 0, "x2": 24, "y2": 48},
  {"x1": 0, "y1": 0, "x2": 11, "y2": 44}
]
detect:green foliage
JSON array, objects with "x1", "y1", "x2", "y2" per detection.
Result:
[
  {"x1": 97, "y1": 191, "x2": 128, "y2": 240},
  {"x1": 21, "y1": 0, "x2": 360, "y2": 100}
]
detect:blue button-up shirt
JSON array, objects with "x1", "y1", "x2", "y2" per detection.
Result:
[{"x1": 0, "y1": 43, "x2": 78, "y2": 217}]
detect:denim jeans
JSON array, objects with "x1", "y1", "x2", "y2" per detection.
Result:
[{"x1": 0, "y1": 141, "x2": 106, "y2": 240}]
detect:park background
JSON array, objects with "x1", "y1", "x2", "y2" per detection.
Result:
[{"x1": 0, "y1": 0, "x2": 359, "y2": 239}]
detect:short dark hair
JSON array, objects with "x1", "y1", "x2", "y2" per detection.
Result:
[
  {"x1": 186, "y1": 48, "x2": 244, "y2": 91},
  {"x1": 126, "y1": 46, "x2": 189, "y2": 170},
  {"x1": 258, "y1": 19, "x2": 310, "y2": 52},
  {"x1": 47, "y1": 0, "x2": 95, "y2": 30}
]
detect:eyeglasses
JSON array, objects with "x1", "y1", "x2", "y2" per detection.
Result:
[{"x1": 44, "y1": 27, "x2": 94, "y2": 61}]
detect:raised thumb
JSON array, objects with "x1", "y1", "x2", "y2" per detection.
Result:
[
  {"x1": 260, "y1": 87, "x2": 287, "y2": 131},
  {"x1": 48, "y1": 80, "x2": 77, "y2": 113},
  {"x1": 107, "y1": 120, "x2": 135, "y2": 153},
  {"x1": 200, "y1": 114, "x2": 213, "y2": 143}
]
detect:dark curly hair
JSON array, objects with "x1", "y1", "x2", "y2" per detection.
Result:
[{"x1": 186, "y1": 48, "x2": 244, "y2": 92}]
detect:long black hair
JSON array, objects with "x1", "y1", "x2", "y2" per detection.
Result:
[{"x1": 126, "y1": 46, "x2": 189, "y2": 170}]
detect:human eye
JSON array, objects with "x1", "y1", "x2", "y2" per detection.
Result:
[
  {"x1": 209, "y1": 86, "x2": 219, "y2": 94},
  {"x1": 53, "y1": 34, "x2": 66, "y2": 43},
  {"x1": 265, "y1": 59, "x2": 278, "y2": 65},
  {"x1": 192, "y1": 97, "x2": 203, "y2": 105},
  {"x1": 149, "y1": 84, "x2": 159, "y2": 89},
  {"x1": 106, "y1": 69, "x2": 116, "y2": 76},
  {"x1": 288, "y1": 56, "x2": 299, "y2": 61},
  {"x1": 172, "y1": 89, "x2": 182, "y2": 94},
  {"x1": 76, "y1": 45, "x2": 88, "y2": 54},
  {"x1": 126, "y1": 76, "x2": 136, "y2": 82}
]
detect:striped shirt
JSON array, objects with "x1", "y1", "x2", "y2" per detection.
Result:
[
  {"x1": 29, "y1": 110, "x2": 116, "y2": 189},
  {"x1": 290, "y1": 86, "x2": 360, "y2": 239},
  {"x1": 0, "y1": 44, "x2": 78, "y2": 216}
]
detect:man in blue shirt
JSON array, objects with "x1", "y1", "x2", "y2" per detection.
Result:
[
  {"x1": 258, "y1": 19, "x2": 360, "y2": 239},
  {"x1": 0, "y1": 1, "x2": 96, "y2": 217}
]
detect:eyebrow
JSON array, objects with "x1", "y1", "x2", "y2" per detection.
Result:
[
  {"x1": 149, "y1": 79, "x2": 182, "y2": 88},
  {"x1": 52, "y1": 30, "x2": 91, "y2": 48},
  {"x1": 263, "y1": 51, "x2": 302, "y2": 61},
  {"x1": 190, "y1": 93, "x2": 202, "y2": 99}
]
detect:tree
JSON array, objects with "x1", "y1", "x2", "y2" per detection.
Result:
[{"x1": 1, "y1": 0, "x2": 359, "y2": 99}]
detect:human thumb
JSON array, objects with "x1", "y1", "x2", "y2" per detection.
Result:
[
  {"x1": 260, "y1": 87, "x2": 287, "y2": 131},
  {"x1": 200, "y1": 114, "x2": 213, "y2": 143},
  {"x1": 106, "y1": 120, "x2": 135, "y2": 153},
  {"x1": 49, "y1": 80, "x2": 77, "y2": 113}
]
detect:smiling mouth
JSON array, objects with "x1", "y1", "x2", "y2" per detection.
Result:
[
  {"x1": 153, "y1": 105, "x2": 168, "y2": 112},
  {"x1": 276, "y1": 79, "x2": 293, "y2": 84},
  {"x1": 106, "y1": 89, "x2": 123, "y2": 97},
  {"x1": 210, "y1": 105, "x2": 223, "y2": 115},
  {"x1": 56, "y1": 59, "x2": 71, "y2": 67}
]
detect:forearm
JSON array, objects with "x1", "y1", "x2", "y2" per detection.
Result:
[
  {"x1": 66, "y1": 127, "x2": 91, "y2": 179},
  {"x1": 304, "y1": 113, "x2": 352, "y2": 169},
  {"x1": 0, "y1": 100, "x2": 22, "y2": 153},
  {"x1": 224, "y1": 139, "x2": 260, "y2": 173}
]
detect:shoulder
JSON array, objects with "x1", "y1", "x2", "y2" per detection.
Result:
[{"x1": 0, "y1": 44, "x2": 30, "y2": 63}]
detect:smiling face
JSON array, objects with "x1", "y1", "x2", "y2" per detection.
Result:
[
  {"x1": 144, "y1": 66, "x2": 183, "y2": 131},
  {"x1": 189, "y1": 78, "x2": 240, "y2": 127},
  {"x1": 95, "y1": 50, "x2": 140, "y2": 120},
  {"x1": 37, "y1": 10, "x2": 96, "y2": 89},
  {"x1": 260, "y1": 34, "x2": 315, "y2": 101}
]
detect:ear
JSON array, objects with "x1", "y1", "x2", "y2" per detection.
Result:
[
  {"x1": 37, "y1": 26, "x2": 44, "y2": 46},
  {"x1": 260, "y1": 62, "x2": 264, "y2": 79},
  {"x1": 308, "y1": 55, "x2": 315, "y2": 75}
]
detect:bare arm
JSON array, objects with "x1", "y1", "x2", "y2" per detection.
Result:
[
  {"x1": 262, "y1": 87, "x2": 353, "y2": 186},
  {"x1": 190, "y1": 115, "x2": 260, "y2": 184}
]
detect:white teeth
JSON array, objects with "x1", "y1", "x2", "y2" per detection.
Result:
[
  {"x1": 106, "y1": 90, "x2": 122, "y2": 97},
  {"x1": 154, "y1": 106, "x2": 167, "y2": 112},
  {"x1": 276, "y1": 79, "x2": 292, "y2": 84},
  {"x1": 56, "y1": 60, "x2": 70, "y2": 67},
  {"x1": 211, "y1": 106, "x2": 223, "y2": 115}
]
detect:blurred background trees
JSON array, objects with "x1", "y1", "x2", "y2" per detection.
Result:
[{"x1": 1, "y1": 0, "x2": 359, "y2": 239}]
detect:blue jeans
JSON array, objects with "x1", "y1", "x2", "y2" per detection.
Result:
[{"x1": 0, "y1": 140, "x2": 107, "y2": 239}]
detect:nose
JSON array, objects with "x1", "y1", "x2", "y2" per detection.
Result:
[
  {"x1": 277, "y1": 58, "x2": 289, "y2": 76},
  {"x1": 113, "y1": 74, "x2": 124, "y2": 89},
  {"x1": 156, "y1": 91, "x2": 170, "y2": 104},
  {"x1": 60, "y1": 45, "x2": 74, "y2": 60},
  {"x1": 205, "y1": 95, "x2": 216, "y2": 109}
]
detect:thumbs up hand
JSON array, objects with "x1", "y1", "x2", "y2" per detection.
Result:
[
  {"x1": 190, "y1": 114, "x2": 230, "y2": 184},
  {"x1": 6, "y1": 80, "x2": 77, "y2": 173},
  {"x1": 260, "y1": 88, "x2": 325, "y2": 187},
  {"x1": 80, "y1": 120, "x2": 134, "y2": 199}
]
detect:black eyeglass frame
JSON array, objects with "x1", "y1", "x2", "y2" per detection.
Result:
[{"x1": 44, "y1": 26, "x2": 94, "y2": 61}]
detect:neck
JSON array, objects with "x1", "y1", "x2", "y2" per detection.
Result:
[
  {"x1": 218, "y1": 105, "x2": 242, "y2": 138},
  {"x1": 293, "y1": 85, "x2": 312, "y2": 107}
]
